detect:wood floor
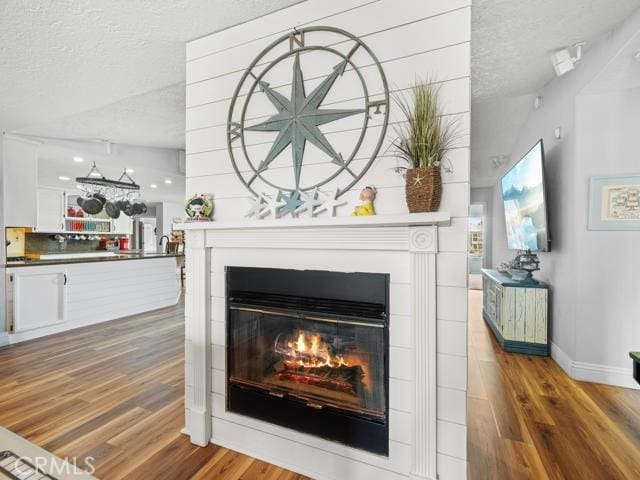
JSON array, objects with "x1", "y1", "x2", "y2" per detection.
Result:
[
  {"x1": 468, "y1": 289, "x2": 640, "y2": 479},
  {"x1": 0, "y1": 301, "x2": 308, "y2": 480},
  {"x1": 4, "y1": 291, "x2": 640, "y2": 480}
]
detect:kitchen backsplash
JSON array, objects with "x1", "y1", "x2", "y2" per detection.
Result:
[{"x1": 25, "y1": 233, "x2": 101, "y2": 255}]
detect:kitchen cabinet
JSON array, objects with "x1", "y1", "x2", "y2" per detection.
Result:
[
  {"x1": 37, "y1": 187, "x2": 66, "y2": 232},
  {"x1": 6, "y1": 256, "x2": 180, "y2": 343},
  {"x1": 3, "y1": 135, "x2": 38, "y2": 228},
  {"x1": 11, "y1": 267, "x2": 67, "y2": 332},
  {"x1": 112, "y1": 215, "x2": 133, "y2": 235}
]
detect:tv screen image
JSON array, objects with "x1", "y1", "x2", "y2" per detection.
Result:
[{"x1": 501, "y1": 140, "x2": 550, "y2": 251}]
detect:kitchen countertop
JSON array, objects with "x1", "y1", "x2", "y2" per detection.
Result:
[{"x1": 4, "y1": 251, "x2": 184, "y2": 268}]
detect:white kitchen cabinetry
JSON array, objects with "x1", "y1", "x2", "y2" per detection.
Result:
[
  {"x1": 37, "y1": 187, "x2": 65, "y2": 232},
  {"x1": 112, "y1": 215, "x2": 133, "y2": 235},
  {"x1": 12, "y1": 268, "x2": 67, "y2": 332},
  {"x1": 7, "y1": 256, "x2": 180, "y2": 343},
  {"x1": 3, "y1": 135, "x2": 38, "y2": 228}
]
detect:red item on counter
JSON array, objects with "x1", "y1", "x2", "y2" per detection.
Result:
[
  {"x1": 67, "y1": 207, "x2": 76, "y2": 217},
  {"x1": 119, "y1": 237, "x2": 130, "y2": 250}
]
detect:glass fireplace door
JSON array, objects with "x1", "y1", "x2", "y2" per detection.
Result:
[{"x1": 228, "y1": 307, "x2": 386, "y2": 422}]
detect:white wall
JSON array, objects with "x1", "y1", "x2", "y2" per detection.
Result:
[
  {"x1": 185, "y1": 0, "x2": 471, "y2": 476},
  {"x1": 573, "y1": 89, "x2": 640, "y2": 381},
  {"x1": 489, "y1": 11, "x2": 640, "y2": 388}
]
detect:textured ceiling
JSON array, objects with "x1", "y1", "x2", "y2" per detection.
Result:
[
  {"x1": 472, "y1": 0, "x2": 640, "y2": 101},
  {"x1": 21, "y1": 84, "x2": 186, "y2": 149},
  {"x1": 0, "y1": 0, "x2": 301, "y2": 147}
]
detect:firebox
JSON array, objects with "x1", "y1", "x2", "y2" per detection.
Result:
[{"x1": 226, "y1": 266, "x2": 389, "y2": 455}]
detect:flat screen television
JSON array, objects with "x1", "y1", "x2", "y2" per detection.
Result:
[{"x1": 501, "y1": 140, "x2": 550, "y2": 252}]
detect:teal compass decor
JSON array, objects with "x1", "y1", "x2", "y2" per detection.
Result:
[{"x1": 227, "y1": 26, "x2": 389, "y2": 217}]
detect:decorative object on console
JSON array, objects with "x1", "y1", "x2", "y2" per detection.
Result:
[
  {"x1": 185, "y1": 194, "x2": 214, "y2": 222},
  {"x1": 392, "y1": 79, "x2": 457, "y2": 213},
  {"x1": 588, "y1": 174, "x2": 640, "y2": 231},
  {"x1": 352, "y1": 185, "x2": 377, "y2": 216},
  {"x1": 514, "y1": 249, "x2": 541, "y2": 284},
  {"x1": 226, "y1": 26, "x2": 389, "y2": 216}
]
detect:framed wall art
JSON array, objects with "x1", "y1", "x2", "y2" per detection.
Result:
[{"x1": 588, "y1": 174, "x2": 640, "y2": 230}]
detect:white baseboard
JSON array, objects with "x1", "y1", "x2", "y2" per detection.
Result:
[
  {"x1": 551, "y1": 342, "x2": 639, "y2": 390},
  {"x1": 550, "y1": 342, "x2": 573, "y2": 376},
  {"x1": 0, "y1": 331, "x2": 9, "y2": 347}
]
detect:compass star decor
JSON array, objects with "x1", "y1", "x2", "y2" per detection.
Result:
[{"x1": 227, "y1": 26, "x2": 390, "y2": 210}]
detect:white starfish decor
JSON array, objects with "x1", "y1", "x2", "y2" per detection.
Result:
[
  {"x1": 314, "y1": 188, "x2": 346, "y2": 217},
  {"x1": 295, "y1": 189, "x2": 324, "y2": 217},
  {"x1": 244, "y1": 193, "x2": 266, "y2": 218},
  {"x1": 259, "y1": 192, "x2": 286, "y2": 219}
]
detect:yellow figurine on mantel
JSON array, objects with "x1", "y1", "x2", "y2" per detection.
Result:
[{"x1": 352, "y1": 186, "x2": 377, "y2": 216}]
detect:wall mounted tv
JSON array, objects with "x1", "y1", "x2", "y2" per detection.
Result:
[{"x1": 501, "y1": 139, "x2": 551, "y2": 252}]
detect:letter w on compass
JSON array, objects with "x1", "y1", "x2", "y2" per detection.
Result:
[{"x1": 245, "y1": 53, "x2": 364, "y2": 190}]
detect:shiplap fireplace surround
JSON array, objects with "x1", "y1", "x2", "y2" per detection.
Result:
[{"x1": 182, "y1": 213, "x2": 449, "y2": 480}]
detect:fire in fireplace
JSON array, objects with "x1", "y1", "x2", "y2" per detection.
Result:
[{"x1": 226, "y1": 267, "x2": 389, "y2": 455}]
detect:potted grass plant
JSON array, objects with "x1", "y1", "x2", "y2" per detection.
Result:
[{"x1": 392, "y1": 79, "x2": 458, "y2": 212}]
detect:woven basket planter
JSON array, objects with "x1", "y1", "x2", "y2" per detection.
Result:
[{"x1": 405, "y1": 166, "x2": 442, "y2": 213}]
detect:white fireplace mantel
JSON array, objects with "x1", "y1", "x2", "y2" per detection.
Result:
[
  {"x1": 178, "y1": 212, "x2": 451, "y2": 231},
  {"x1": 182, "y1": 212, "x2": 449, "y2": 480}
]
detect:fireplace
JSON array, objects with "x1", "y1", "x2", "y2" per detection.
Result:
[{"x1": 226, "y1": 267, "x2": 389, "y2": 455}]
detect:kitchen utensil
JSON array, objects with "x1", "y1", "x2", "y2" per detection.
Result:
[
  {"x1": 105, "y1": 201, "x2": 121, "y2": 219},
  {"x1": 132, "y1": 203, "x2": 143, "y2": 215},
  {"x1": 123, "y1": 201, "x2": 134, "y2": 216},
  {"x1": 81, "y1": 194, "x2": 104, "y2": 215}
]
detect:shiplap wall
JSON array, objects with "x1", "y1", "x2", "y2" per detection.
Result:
[{"x1": 185, "y1": 1, "x2": 470, "y2": 477}]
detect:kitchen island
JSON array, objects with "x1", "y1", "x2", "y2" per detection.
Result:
[{"x1": 4, "y1": 252, "x2": 183, "y2": 343}]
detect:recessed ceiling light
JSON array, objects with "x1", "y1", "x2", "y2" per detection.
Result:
[
  {"x1": 164, "y1": 179, "x2": 172, "y2": 184},
  {"x1": 150, "y1": 184, "x2": 158, "y2": 189},
  {"x1": 73, "y1": 156, "x2": 84, "y2": 163},
  {"x1": 126, "y1": 168, "x2": 134, "y2": 173},
  {"x1": 58, "y1": 175, "x2": 70, "y2": 181}
]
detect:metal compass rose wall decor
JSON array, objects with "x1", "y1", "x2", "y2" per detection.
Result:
[{"x1": 227, "y1": 26, "x2": 390, "y2": 218}]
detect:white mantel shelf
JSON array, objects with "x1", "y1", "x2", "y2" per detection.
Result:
[{"x1": 176, "y1": 212, "x2": 451, "y2": 231}]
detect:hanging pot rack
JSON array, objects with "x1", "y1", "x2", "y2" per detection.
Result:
[{"x1": 75, "y1": 162, "x2": 140, "y2": 191}]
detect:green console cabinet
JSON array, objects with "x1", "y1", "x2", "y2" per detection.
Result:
[{"x1": 482, "y1": 269, "x2": 549, "y2": 356}]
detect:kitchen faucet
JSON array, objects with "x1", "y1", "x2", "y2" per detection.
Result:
[{"x1": 159, "y1": 235, "x2": 170, "y2": 254}]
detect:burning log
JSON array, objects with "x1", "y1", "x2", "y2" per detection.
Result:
[{"x1": 273, "y1": 359, "x2": 364, "y2": 396}]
